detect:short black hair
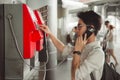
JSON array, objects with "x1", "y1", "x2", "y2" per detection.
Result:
[
  {"x1": 105, "y1": 20, "x2": 109, "y2": 25},
  {"x1": 77, "y1": 10, "x2": 102, "y2": 35}
]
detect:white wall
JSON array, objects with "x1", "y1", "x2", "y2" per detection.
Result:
[
  {"x1": 27, "y1": 0, "x2": 48, "y2": 10},
  {"x1": 0, "y1": 0, "x2": 26, "y2": 4}
]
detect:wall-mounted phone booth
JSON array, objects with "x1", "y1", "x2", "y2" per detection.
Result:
[{"x1": 0, "y1": 4, "x2": 44, "y2": 80}]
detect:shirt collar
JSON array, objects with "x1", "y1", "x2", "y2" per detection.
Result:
[{"x1": 85, "y1": 41, "x2": 100, "y2": 49}]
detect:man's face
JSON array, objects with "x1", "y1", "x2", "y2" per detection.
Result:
[{"x1": 77, "y1": 19, "x2": 87, "y2": 36}]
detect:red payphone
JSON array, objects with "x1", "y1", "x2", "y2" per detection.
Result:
[
  {"x1": 23, "y1": 4, "x2": 44, "y2": 59},
  {"x1": 34, "y1": 10, "x2": 48, "y2": 62},
  {"x1": 34, "y1": 10, "x2": 44, "y2": 52}
]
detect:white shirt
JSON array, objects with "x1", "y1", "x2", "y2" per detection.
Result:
[{"x1": 62, "y1": 41, "x2": 105, "y2": 80}]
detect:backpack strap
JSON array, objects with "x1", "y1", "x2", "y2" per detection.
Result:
[
  {"x1": 90, "y1": 72, "x2": 95, "y2": 80},
  {"x1": 110, "y1": 62, "x2": 116, "y2": 71},
  {"x1": 90, "y1": 46, "x2": 101, "y2": 80}
]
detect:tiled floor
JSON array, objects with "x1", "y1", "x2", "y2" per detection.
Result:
[
  {"x1": 27, "y1": 60, "x2": 71, "y2": 80},
  {"x1": 55, "y1": 60, "x2": 71, "y2": 80}
]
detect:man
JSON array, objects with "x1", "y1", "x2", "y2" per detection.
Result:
[{"x1": 40, "y1": 10, "x2": 105, "y2": 80}]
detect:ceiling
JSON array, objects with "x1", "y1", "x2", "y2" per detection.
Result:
[
  {"x1": 80, "y1": 0, "x2": 120, "y2": 5},
  {"x1": 60, "y1": 0, "x2": 120, "y2": 6}
]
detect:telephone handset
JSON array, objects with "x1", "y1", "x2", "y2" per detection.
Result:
[
  {"x1": 83, "y1": 25, "x2": 95, "y2": 39},
  {"x1": 74, "y1": 25, "x2": 95, "y2": 46}
]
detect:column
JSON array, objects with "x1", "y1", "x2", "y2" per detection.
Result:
[{"x1": 45, "y1": 0, "x2": 57, "y2": 80}]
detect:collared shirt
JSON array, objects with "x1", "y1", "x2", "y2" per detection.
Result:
[{"x1": 62, "y1": 41, "x2": 105, "y2": 80}]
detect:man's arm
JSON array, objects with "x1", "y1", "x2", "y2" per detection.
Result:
[
  {"x1": 72, "y1": 54, "x2": 81, "y2": 80},
  {"x1": 49, "y1": 32, "x2": 65, "y2": 52},
  {"x1": 71, "y1": 35, "x2": 87, "y2": 80},
  {"x1": 39, "y1": 25, "x2": 65, "y2": 52}
]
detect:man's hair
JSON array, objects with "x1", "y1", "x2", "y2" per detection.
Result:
[
  {"x1": 105, "y1": 20, "x2": 109, "y2": 25},
  {"x1": 77, "y1": 10, "x2": 102, "y2": 35}
]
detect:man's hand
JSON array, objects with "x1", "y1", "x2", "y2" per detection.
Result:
[
  {"x1": 74, "y1": 34, "x2": 87, "y2": 52},
  {"x1": 39, "y1": 25, "x2": 52, "y2": 36},
  {"x1": 72, "y1": 34, "x2": 87, "y2": 80}
]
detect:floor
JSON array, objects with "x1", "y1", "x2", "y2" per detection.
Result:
[{"x1": 27, "y1": 60, "x2": 71, "y2": 80}]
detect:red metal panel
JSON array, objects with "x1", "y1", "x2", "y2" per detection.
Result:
[
  {"x1": 34, "y1": 10, "x2": 44, "y2": 51},
  {"x1": 23, "y1": 4, "x2": 36, "y2": 59},
  {"x1": 23, "y1": 4, "x2": 44, "y2": 59}
]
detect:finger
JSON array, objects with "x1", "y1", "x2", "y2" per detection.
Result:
[
  {"x1": 84, "y1": 33, "x2": 87, "y2": 41},
  {"x1": 76, "y1": 36, "x2": 80, "y2": 44},
  {"x1": 75, "y1": 37, "x2": 79, "y2": 44},
  {"x1": 39, "y1": 24, "x2": 46, "y2": 27},
  {"x1": 39, "y1": 25, "x2": 44, "y2": 28},
  {"x1": 39, "y1": 25, "x2": 47, "y2": 29},
  {"x1": 84, "y1": 34, "x2": 87, "y2": 44},
  {"x1": 75, "y1": 37, "x2": 80, "y2": 46},
  {"x1": 79, "y1": 36, "x2": 82, "y2": 42},
  {"x1": 40, "y1": 25, "x2": 48, "y2": 29},
  {"x1": 39, "y1": 26, "x2": 45, "y2": 31}
]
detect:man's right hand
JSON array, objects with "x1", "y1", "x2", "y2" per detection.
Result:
[{"x1": 39, "y1": 25, "x2": 52, "y2": 36}]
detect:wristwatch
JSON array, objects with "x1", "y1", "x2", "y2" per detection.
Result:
[{"x1": 73, "y1": 51, "x2": 81, "y2": 55}]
